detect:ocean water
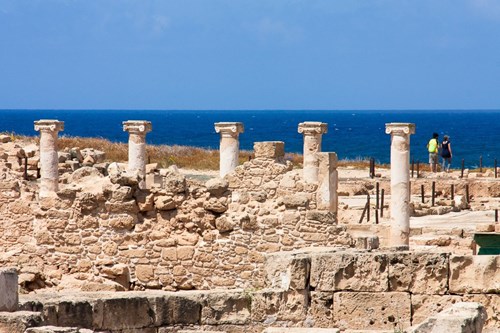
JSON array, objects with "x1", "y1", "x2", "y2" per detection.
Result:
[{"x1": 1, "y1": 109, "x2": 499, "y2": 168}]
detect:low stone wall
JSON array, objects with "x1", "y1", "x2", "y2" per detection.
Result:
[
  {"x1": 264, "y1": 248, "x2": 500, "y2": 331},
  {"x1": 0, "y1": 149, "x2": 350, "y2": 292}
]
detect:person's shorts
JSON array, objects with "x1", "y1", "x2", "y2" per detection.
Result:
[{"x1": 429, "y1": 152, "x2": 438, "y2": 164}]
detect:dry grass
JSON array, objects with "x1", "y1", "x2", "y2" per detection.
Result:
[{"x1": 4, "y1": 133, "x2": 388, "y2": 171}]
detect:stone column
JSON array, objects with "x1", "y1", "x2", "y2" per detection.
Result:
[
  {"x1": 0, "y1": 268, "x2": 18, "y2": 312},
  {"x1": 385, "y1": 123, "x2": 415, "y2": 248},
  {"x1": 34, "y1": 119, "x2": 64, "y2": 197},
  {"x1": 214, "y1": 122, "x2": 244, "y2": 178},
  {"x1": 317, "y1": 152, "x2": 338, "y2": 216},
  {"x1": 123, "y1": 120, "x2": 152, "y2": 180},
  {"x1": 298, "y1": 122, "x2": 328, "y2": 183}
]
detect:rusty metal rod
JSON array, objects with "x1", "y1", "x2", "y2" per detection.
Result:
[
  {"x1": 421, "y1": 184, "x2": 425, "y2": 204},
  {"x1": 380, "y1": 189, "x2": 385, "y2": 218}
]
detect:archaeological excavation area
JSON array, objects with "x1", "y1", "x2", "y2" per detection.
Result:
[{"x1": 0, "y1": 120, "x2": 499, "y2": 333}]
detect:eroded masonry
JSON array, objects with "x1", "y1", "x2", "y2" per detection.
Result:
[{"x1": 0, "y1": 120, "x2": 498, "y2": 333}]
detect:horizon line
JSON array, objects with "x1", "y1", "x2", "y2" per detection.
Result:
[{"x1": 1, "y1": 108, "x2": 500, "y2": 112}]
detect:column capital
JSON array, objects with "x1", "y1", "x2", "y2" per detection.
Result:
[
  {"x1": 34, "y1": 120, "x2": 64, "y2": 132},
  {"x1": 214, "y1": 122, "x2": 244, "y2": 136},
  {"x1": 298, "y1": 122, "x2": 328, "y2": 135},
  {"x1": 385, "y1": 123, "x2": 415, "y2": 136},
  {"x1": 123, "y1": 120, "x2": 152, "y2": 134}
]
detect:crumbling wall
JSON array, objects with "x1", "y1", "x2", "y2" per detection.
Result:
[{"x1": 0, "y1": 143, "x2": 351, "y2": 292}]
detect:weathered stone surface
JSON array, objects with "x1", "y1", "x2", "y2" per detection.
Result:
[
  {"x1": 162, "y1": 170, "x2": 187, "y2": 193},
  {"x1": 205, "y1": 178, "x2": 228, "y2": 196},
  {"x1": 388, "y1": 252, "x2": 449, "y2": 294},
  {"x1": 332, "y1": 292, "x2": 411, "y2": 330},
  {"x1": 264, "y1": 253, "x2": 310, "y2": 290},
  {"x1": 407, "y1": 302, "x2": 487, "y2": 333},
  {"x1": 0, "y1": 267, "x2": 18, "y2": 312},
  {"x1": 0, "y1": 311, "x2": 43, "y2": 333},
  {"x1": 97, "y1": 296, "x2": 154, "y2": 330},
  {"x1": 282, "y1": 194, "x2": 309, "y2": 209},
  {"x1": 215, "y1": 216, "x2": 234, "y2": 233},
  {"x1": 449, "y1": 255, "x2": 500, "y2": 293},
  {"x1": 308, "y1": 291, "x2": 334, "y2": 328},
  {"x1": 201, "y1": 291, "x2": 250, "y2": 325},
  {"x1": 251, "y1": 290, "x2": 308, "y2": 324},
  {"x1": 310, "y1": 251, "x2": 388, "y2": 292},
  {"x1": 254, "y1": 141, "x2": 285, "y2": 159}
]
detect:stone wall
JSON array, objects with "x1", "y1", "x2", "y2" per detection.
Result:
[{"x1": 0, "y1": 145, "x2": 351, "y2": 292}]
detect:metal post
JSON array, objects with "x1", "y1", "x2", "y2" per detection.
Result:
[
  {"x1": 376, "y1": 182, "x2": 380, "y2": 209},
  {"x1": 359, "y1": 202, "x2": 368, "y2": 224},
  {"x1": 421, "y1": 184, "x2": 425, "y2": 204},
  {"x1": 461, "y1": 159, "x2": 465, "y2": 178},
  {"x1": 416, "y1": 161, "x2": 420, "y2": 178},
  {"x1": 479, "y1": 156, "x2": 483, "y2": 173},
  {"x1": 366, "y1": 194, "x2": 370, "y2": 222},
  {"x1": 23, "y1": 157, "x2": 28, "y2": 180},
  {"x1": 495, "y1": 209, "x2": 498, "y2": 223},
  {"x1": 380, "y1": 189, "x2": 385, "y2": 218},
  {"x1": 465, "y1": 184, "x2": 470, "y2": 204},
  {"x1": 369, "y1": 157, "x2": 375, "y2": 179},
  {"x1": 375, "y1": 209, "x2": 379, "y2": 224},
  {"x1": 432, "y1": 181, "x2": 435, "y2": 207},
  {"x1": 451, "y1": 184, "x2": 454, "y2": 200}
]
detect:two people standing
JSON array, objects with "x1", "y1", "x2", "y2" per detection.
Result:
[{"x1": 427, "y1": 133, "x2": 453, "y2": 172}]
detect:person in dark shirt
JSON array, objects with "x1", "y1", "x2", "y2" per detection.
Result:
[{"x1": 441, "y1": 135, "x2": 452, "y2": 172}]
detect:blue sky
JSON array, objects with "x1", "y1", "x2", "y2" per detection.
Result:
[{"x1": 1, "y1": 0, "x2": 500, "y2": 110}]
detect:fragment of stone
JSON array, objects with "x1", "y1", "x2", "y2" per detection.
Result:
[
  {"x1": 406, "y1": 302, "x2": 487, "y2": 333},
  {"x1": 282, "y1": 194, "x2": 309, "y2": 209},
  {"x1": 0, "y1": 311, "x2": 43, "y2": 333},
  {"x1": 254, "y1": 141, "x2": 285, "y2": 159},
  {"x1": 109, "y1": 171, "x2": 141, "y2": 187},
  {"x1": 215, "y1": 216, "x2": 234, "y2": 232},
  {"x1": 155, "y1": 194, "x2": 185, "y2": 211},
  {"x1": 251, "y1": 289, "x2": 308, "y2": 324},
  {"x1": 449, "y1": 255, "x2": 500, "y2": 293},
  {"x1": 162, "y1": 169, "x2": 187, "y2": 193},
  {"x1": 68, "y1": 166, "x2": 103, "y2": 183},
  {"x1": 200, "y1": 291, "x2": 251, "y2": 325},
  {"x1": 332, "y1": 291, "x2": 411, "y2": 330},
  {"x1": 205, "y1": 177, "x2": 229, "y2": 197},
  {"x1": 0, "y1": 267, "x2": 18, "y2": 311},
  {"x1": 264, "y1": 253, "x2": 310, "y2": 290},
  {"x1": 203, "y1": 197, "x2": 228, "y2": 213},
  {"x1": 69, "y1": 147, "x2": 84, "y2": 163},
  {"x1": 80, "y1": 148, "x2": 106, "y2": 163},
  {"x1": 388, "y1": 252, "x2": 449, "y2": 294},
  {"x1": 310, "y1": 251, "x2": 388, "y2": 292}
]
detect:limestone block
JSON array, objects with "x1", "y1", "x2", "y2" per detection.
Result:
[
  {"x1": 25, "y1": 326, "x2": 95, "y2": 333},
  {"x1": 282, "y1": 194, "x2": 309, "y2": 209},
  {"x1": 58, "y1": 152, "x2": 71, "y2": 163},
  {"x1": 162, "y1": 170, "x2": 187, "y2": 193},
  {"x1": 332, "y1": 292, "x2": 411, "y2": 330},
  {"x1": 155, "y1": 195, "x2": 182, "y2": 211},
  {"x1": 69, "y1": 147, "x2": 84, "y2": 163},
  {"x1": 105, "y1": 199, "x2": 138, "y2": 214},
  {"x1": 205, "y1": 178, "x2": 228, "y2": 196},
  {"x1": 80, "y1": 148, "x2": 106, "y2": 163},
  {"x1": 461, "y1": 294, "x2": 500, "y2": 330},
  {"x1": 308, "y1": 291, "x2": 334, "y2": 328},
  {"x1": 145, "y1": 173, "x2": 162, "y2": 188},
  {"x1": 152, "y1": 294, "x2": 201, "y2": 325},
  {"x1": 411, "y1": 294, "x2": 463, "y2": 326},
  {"x1": 201, "y1": 291, "x2": 250, "y2": 325},
  {"x1": 251, "y1": 290, "x2": 308, "y2": 324},
  {"x1": 215, "y1": 216, "x2": 234, "y2": 233},
  {"x1": 97, "y1": 296, "x2": 154, "y2": 330},
  {"x1": 263, "y1": 253, "x2": 310, "y2": 290},
  {"x1": 203, "y1": 197, "x2": 228, "y2": 213},
  {"x1": 254, "y1": 141, "x2": 285, "y2": 159},
  {"x1": 0, "y1": 311, "x2": 43, "y2": 333},
  {"x1": 388, "y1": 252, "x2": 449, "y2": 294},
  {"x1": 310, "y1": 251, "x2": 389, "y2": 292},
  {"x1": 0, "y1": 268, "x2": 18, "y2": 312},
  {"x1": 108, "y1": 214, "x2": 136, "y2": 230},
  {"x1": 135, "y1": 265, "x2": 155, "y2": 283},
  {"x1": 407, "y1": 302, "x2": 487, "y2": 333},
  {"x1": 449, "y1": 255, "x2": 500, "y2": 293},
  {"x1": 306, "y1": 210, "x2": 336, "y2": 224}
]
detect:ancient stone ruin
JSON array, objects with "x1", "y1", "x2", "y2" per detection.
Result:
[{"x1": 0, "y1": 120, "x2": 498, "y2": 333}]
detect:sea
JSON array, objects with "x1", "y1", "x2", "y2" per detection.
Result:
[{"x1": 1, "y1": 109, "x2": 499, "y2": 168}]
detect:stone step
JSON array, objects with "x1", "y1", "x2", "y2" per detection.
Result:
[
  {"x1": 263, "y1": 328, "x2": 340, "y2": 333},
  {"x1": 24, "y1": 327, "x2": 94, "y2": 333}
]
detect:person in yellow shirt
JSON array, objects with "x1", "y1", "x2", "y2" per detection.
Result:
[{"x1": 427, "y1": 132, "x2": 439, "y2": 173}]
